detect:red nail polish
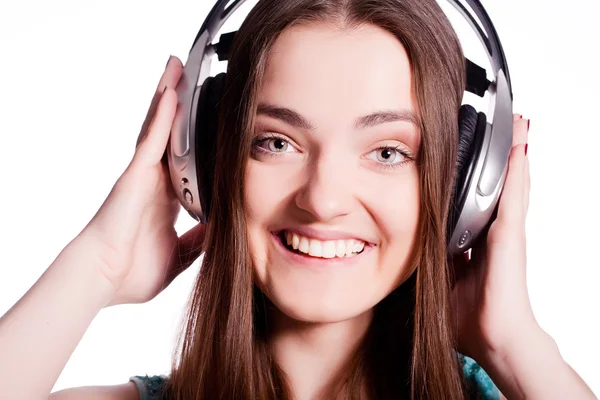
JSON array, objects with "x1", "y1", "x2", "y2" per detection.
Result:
[
  {"x1": 525, "y1": 143, "x2": 528, "y2": 155},
  {"x1": 519, "y1": 115, "x2": 523, "y2": 119},
  {"x1": 527, "y1": 119, "x2": 530, "y2": 132}
]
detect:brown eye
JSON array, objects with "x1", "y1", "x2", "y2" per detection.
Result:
[
  {"x1": 251, "y1": 133, "x2": 298, "y2": 156},
  {"x1": 377, "y1": 148, "x2": 395, "y2": 162},
  {"x1": 364, "y1": 144, "x2": 414, "y2": 171},
  {"x1": 267, "y1": 138, "x2": 289, "y2": 152},
  {"x1": 368, "y1": 147, "x2": 405, "y2": 164}
]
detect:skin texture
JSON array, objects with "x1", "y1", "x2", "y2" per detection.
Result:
[{"x1": 244, "y1": 23, "x2": 422, "y2": 397}]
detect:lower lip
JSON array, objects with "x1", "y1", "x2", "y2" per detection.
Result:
[{"x1": 270, "y1": 232, "x2": 374, "y2": 267}]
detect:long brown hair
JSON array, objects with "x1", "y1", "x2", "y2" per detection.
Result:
[{"x1": 164, "y1": 0, "x2": 467, "y2": 398}]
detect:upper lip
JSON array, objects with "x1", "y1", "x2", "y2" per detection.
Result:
[{"x1": 275, "y1": 226, "x2": 375, "y2": 245}]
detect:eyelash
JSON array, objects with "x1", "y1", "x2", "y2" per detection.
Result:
[{"x1": 251, "y1": 132, "x2": 414, "y2": 170}]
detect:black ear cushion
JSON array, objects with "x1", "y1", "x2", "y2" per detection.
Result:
[
  {"x1": 194, "y1": 72, "x2": 227, "y2": 222},
  {"x1": 447, "y1": 104, "x2": 487, "y2": 241}
]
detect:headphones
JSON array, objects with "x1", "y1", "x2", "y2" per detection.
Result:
[{"x1": 166, "y1": 0, "x2": 513, "y2": 256}]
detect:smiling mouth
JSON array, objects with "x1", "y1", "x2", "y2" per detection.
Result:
[{"x1": 277, "y1": 231, "x2": 365, "y2": 259}]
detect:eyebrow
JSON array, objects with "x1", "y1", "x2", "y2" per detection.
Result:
[{"x1": 256, "y1": 102, "x2": 420, "y2": 131}]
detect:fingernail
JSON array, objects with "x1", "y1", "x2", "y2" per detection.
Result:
[
  {"x1": 165, "y1": 55, "x2": 173, "y2": 69},
  {"x1": 527, "y1": 119, "x2": 530, "y2": 132},
  {"x1": 519, "y1": 115, "x2": 523, "y2": 119},
  {"x1": 524, "y1": 143, "x2": 528, "y2": 156}
]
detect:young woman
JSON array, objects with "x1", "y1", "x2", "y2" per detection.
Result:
[{"x1": 0, "y1": 0, "x2": 595, "y2": 399}]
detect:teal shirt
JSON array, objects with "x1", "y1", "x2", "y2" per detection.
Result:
[
  {"x1": 458, "y1": 353, "x2": 501, "y2": 399},
  {"x1": 129, "y1": 353, "x2": 500, "y2": 399}
]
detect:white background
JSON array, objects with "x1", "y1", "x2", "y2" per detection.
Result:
[{"x1": 1, "y1": 0, "x2": 598, "y2": 396}]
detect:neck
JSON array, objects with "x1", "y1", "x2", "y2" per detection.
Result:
[{"x1": 268, "y1": 308, "x2": 373, "y2": 400}]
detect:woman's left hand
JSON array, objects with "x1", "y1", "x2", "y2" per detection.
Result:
[{"x1": 451, "y1": 113, "x2": 537, "y2": 362}]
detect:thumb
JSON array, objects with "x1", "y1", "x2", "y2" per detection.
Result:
[{"x1": 134, "y1": 87, "x2": 177, "y2": 167}]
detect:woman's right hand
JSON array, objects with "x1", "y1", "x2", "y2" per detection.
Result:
[{"x1": 78, "y1": 55, "x2": 206, "y2": 307}]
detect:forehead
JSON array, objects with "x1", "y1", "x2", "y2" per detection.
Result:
[{"x1": 258, "y1": 23, "x2": 415, "y2": 127}]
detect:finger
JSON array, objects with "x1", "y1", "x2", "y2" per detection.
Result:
[
  {"x1": 136, "y1": 56, "x2": 184, "y2": 148},
  {"x1": 493, "y1": 114, "x2": 529, "y2": 227},
  {"x1": 512, "y1": 117, "x2": 529, "y2": 147},
  {"x1": 513, "y1": 113, "x2": 522, "y2": 121},
  {"x1": 523, "y1": 145, "x2": 530, "y2": 216},
  {"x1": 524, "y1": 120, "x2": 530, "y2": 215},
  {"x1": 495, "y1": 143, "x2": 528, "y2": 228},
  {"x1": 133, "y1": 87, "x2": 177, "y2": 166}
]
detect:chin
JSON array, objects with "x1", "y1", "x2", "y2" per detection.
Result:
[{"x1": 260, "y1": 283, "x2": 380, "y2": 324}]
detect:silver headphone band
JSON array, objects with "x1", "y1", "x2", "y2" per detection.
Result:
[{"x1": 192, "y1": 0, "x2": 511, "y2": 94}]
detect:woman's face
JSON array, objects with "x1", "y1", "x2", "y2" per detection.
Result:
[{"x1": 245, "y1": 22, "x2": 421, "y2": 323}]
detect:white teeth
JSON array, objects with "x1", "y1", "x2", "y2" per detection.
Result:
[
  {"x1": 282, "y1": 231, "x2": 366, "y2": 259},
  {"x1": 353, "y1": 241, "x2": 365, "y2": 253},
  {"x1": 345, "y1": 240, "x2": 354, "y2": 257},
  {"x1": 335, "y1": 240, "x2": 346, "y2": 258},
  {"x1": 321, "y1": 241, "x2": 336, "y2": 258},
  {"x1": 308, "y1": 240, "x2": 322, "y2": 257},
  {"x1": 299, "y1": 236, "x2": 310, "y2": 253}
]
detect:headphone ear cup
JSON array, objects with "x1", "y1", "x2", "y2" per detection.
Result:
[
  {"x1": 194, "y1": 72, "x2": 227, "y2": 222},
  {"x1": 447, "y1": 105, "x2": 487, "y2": 245}
]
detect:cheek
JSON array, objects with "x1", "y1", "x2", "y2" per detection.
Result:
[
  {"x1": 244, "y1": 161, "x2": 290, "y2": 283},
  {"x1": 370, "y1": 168, "x2": 421, "y2": 240},
  {"x1": 368, "y1": 168, "x2": 421, "y2": 281},
  {"x1": 244, "y1": 159, "x2": 299, "y2": 220},
  {"x1": 245, "y1": 161, "x2": 277, "y2": 221}
]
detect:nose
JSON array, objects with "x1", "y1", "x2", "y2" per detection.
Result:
[{"x1": 294, "y1": 151, "x2": 354, "y2": 222}]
